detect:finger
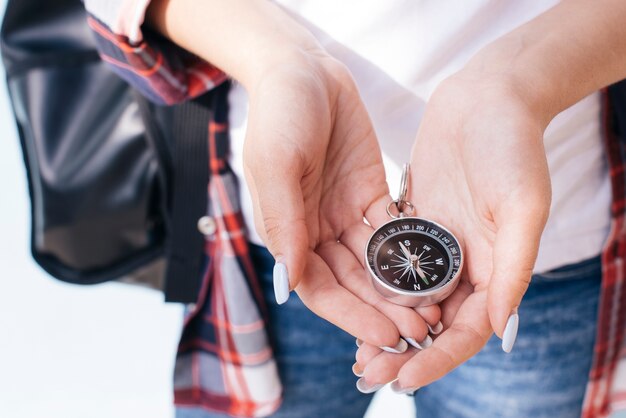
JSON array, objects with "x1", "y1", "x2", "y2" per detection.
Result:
[
  {"x1": 439, "y1": 279, "x2": 474, "y2": 326},
  {"x1": 243, "y1": 150, "x2": 308, "y2": 305},
  {"x1": 339, "y1": 222, "x2": 375, "y2": 268},
  {"x1": 415, "y1": 305, "x2": 443, "y2": 334},
  {"x1": 355, "y1": 343, "x2": 383, "y2": 366},
  {"x1": 364, "y1": 194, "x2": 394, "y2": 229},
  {"x1": 362, "y1": 347, "x2": 418, "y2": 385},
  {"x1": 488, "y1": 217, "x2": 543, "y2": 344},
  {"x1": 395, "y1": 289, "x2": 493, "y2": 390},
  {"x1": 296, "y1": 252, "x2": 406, "y2": 351},
  {"x1": 317, "y1": 241, "x2": 432, "y2": 347}
]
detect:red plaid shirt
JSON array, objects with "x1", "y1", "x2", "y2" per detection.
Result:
[
  {"x1": 83, "y1": 1, "x2": 626, "y2": 417},
  {"x1": 85, "y1": 2, "x2": 282, "y2": 416}
]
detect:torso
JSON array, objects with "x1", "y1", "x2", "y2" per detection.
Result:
[{"x1": 228, "y1": 0, "x2": 610, "y2": 273}]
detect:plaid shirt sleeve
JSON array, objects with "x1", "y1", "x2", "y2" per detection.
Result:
[
  {"x1": 82, "y1": 3, "x2": 283, "y2": 416},
  {"x1": 83, "y1": 0, "x2": 227, "y2": 105},
  {"x1": 582, "y1": 84, "x2": 626, "y2": 418}
]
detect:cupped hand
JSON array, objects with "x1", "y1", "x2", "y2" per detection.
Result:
[
  {"x1": 354, "y1": 73, "x2": 552, "y2": 391},
  {"x1": 243, "y1": 50, "x2": 440, "y2": 350}
]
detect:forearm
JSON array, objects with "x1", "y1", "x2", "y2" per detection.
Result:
[
  {"x1": 462, "y1": 0, "x2": 626, "y2": 123},
  {"x1": 145, "y1": 0, "x2": 322, "y2": 90}
]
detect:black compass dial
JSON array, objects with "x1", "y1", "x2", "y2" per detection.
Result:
[{"x1": 366, "y1": 218, "x2": 462, "y2": 293}]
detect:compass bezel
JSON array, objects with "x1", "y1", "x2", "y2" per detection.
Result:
[{"x1": 364, "y1": 216, "x2": 464, "y2": 306}]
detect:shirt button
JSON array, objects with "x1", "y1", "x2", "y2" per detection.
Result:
[{"x1": 197, "y1": 216, "x2": 216, "y2": 236}]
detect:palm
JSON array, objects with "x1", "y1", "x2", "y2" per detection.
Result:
[
  {"x1": 244, "y1": 58, "x2": 440, "y2": 348},
  {"x1": 354, "y1": 78, "x2": 551, "y2": 388},
  {"x1": 412, "y1": 80, "x2": 550, "y2": 322}
]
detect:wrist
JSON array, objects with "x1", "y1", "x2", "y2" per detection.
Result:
[
  {"x1": 146, "y1": 0, "x2": 326, "y2": 90},
  {"x1": 458, "y1": 50, "x2": 563, "y2": 129},
  {"x1": 247, "y1": 48, "x2": 353, "y2": 117},
  {"x1": 457, "y1": 0, "x2": 626, "y2": 126},
  {"x1": 429, "y1": 71, "x2": 551, "y2": 146}
]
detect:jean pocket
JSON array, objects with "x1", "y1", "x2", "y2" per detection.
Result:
[{"x1": 532, "y1": 255, "x2": 602, "y2": 283}]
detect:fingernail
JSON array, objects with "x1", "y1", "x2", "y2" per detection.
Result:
[
  {"x1": 390, "y1": 379, "x2": 419, "y2": 395},
  {"x1": 428, "y1": 321, "x2": 443, "y2": 335},
  {"x1": 273, "y1": 262, "x2": 290, "y2": 305},
  {"x1": 381, "y1": 338, "x2": 408, "y2": 353},
  {"x1": 405, "y1": 335, "x2": 432, "y2": 350},
  {"x1": 352, "y1": 363, "x2": 363, "y2": 377},
  {"x1": 502, "y1": 312, "x2": 519, "y2": 353},
  {"x1": 356, "y1": 338, "x2": 363, "y2": 347},
  {"x1": 356, "y1": 378, "x2": 384, "y2": 394}
]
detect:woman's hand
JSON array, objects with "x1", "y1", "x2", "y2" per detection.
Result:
[
  {"x1": 354, "y1": 73, "x2": 552, "y2": 391},
  {"x1": 244, "y1": 51, "x2": 441, "y2": 352},
  {"x1": 352, "y1": 0, "x2": 626, "y2": 390}
]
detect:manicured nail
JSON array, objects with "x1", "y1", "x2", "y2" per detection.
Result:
[
  {"x1": 356, "y1": 378, "x2": 384, "y2": 394},
  {"x1": 352, "y1": 363, "x2": 363, "y2": 377},
  {"x1": 381, "y1": 338, "x2": 408, "y2": 353},
  {"x1": 273, "y1": 263, "x2": 290, "y2": 305},
  {"x1": 356, "y1": 338, "x2": 363, "y2": 347},
  {"x1": 390, "y1": 379, "x2": 419, "y2": 395},
  {"x1": 502, "y1": 312, "x2": 519, "y2": 353},
  {"x1": 428, "y1": 321, "x2": 443, "y2": 335},
  {"x1": 405, "y1": 335, "x2": 432, "y2": 350}
]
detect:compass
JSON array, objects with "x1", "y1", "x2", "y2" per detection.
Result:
[{"x1": 365, "y1": 165, "x2": 463, "y2": 307}]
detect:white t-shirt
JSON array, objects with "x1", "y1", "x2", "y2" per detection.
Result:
[{"x1": 228, "y1": 0, "x2": 611, "y2": 273}]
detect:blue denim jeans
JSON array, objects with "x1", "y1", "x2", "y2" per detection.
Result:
[
  {"x1": 415, "y1": 254, "x2": 601, "y2": 418},
  {"x1": 178, "y1": 244, "x2": 601, "y2": 418}
]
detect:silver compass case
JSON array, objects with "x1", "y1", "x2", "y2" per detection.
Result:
[{"x1": 365, "y1": 216, "x2": 464, "y2": 308}]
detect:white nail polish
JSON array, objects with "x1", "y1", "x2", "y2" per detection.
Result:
[
  {"x1": 390, "y1": 379, "x2": 419, "y2": 395},
  {"x1": 356, "y1": 378, "x2": 384, "y2": 394},
  {"x1": 502, "y1": 313, "x2": 519, "y2": 353},
  {"x1": 404, "y1": 338, "x2": 420, "y2": 349},
  {"x1": 273, "y1": 263, "x2": 290, "y2": 305},
  {"x1": 421, "y1": 335, "x2": 433, "y2": 348},
  {"x1": 381, "y1": 338, "x2": 408, "y2": 353},
  {"x1": 428, "y1": 321, "x2": 443, "y2": 335},
  {"x1": 352, "y1": 363, "x2": 363, "y2": 377},
  {"x1": 405, "y1": 335, "x2": 432, "y2": 350}
]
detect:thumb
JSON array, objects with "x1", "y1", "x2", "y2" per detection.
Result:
[
  {"x1": 245, "y1": 154, "x2": 309, "y2": 305},
  {"x1": 487, "y1": 214, "x2": 545, "y2": 351}
]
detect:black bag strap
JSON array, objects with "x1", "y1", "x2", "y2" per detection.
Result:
[
  {"x1": 163, "y1": 92, "x2": 214, "y2": 303},
  {"x1": 133, "y1": 90, "x2": 174, "y2": 220}
]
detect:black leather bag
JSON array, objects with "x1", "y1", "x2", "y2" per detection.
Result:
[{"x1": 1, "y1": 0, "x2": 213, "y2": 302}]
